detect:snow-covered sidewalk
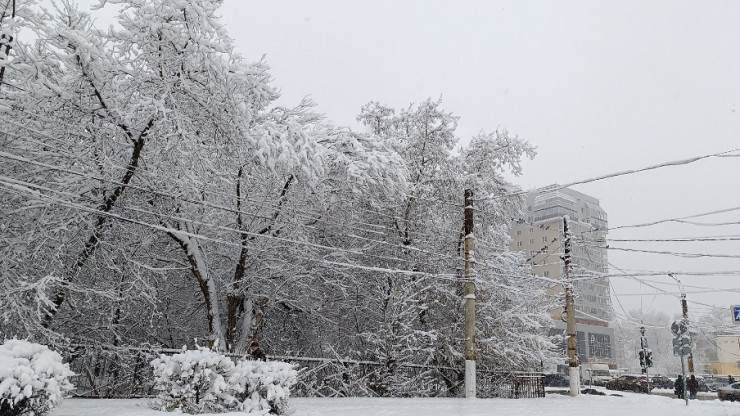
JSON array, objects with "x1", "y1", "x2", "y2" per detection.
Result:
[{"x1": 50, "y1": 393, "x2": 740, "y2": 416}]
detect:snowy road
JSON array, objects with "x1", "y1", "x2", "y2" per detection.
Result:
[{"x1": 50, "y1": 393, "x2": 740, "y2": 416}]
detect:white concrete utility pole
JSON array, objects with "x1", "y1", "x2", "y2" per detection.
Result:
[
  {"x1": 464, "y1": 189, "x2": 476, "y2": 398},
  {"x1": 563, "y1": 216, "x2": 580, "y2": 396}
]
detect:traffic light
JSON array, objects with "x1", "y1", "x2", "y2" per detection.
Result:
[
  {"x1": 639, "y1": 349, "x2": 645, "y2": 367},
  {"x1": 681, "y1": 335, "x2": 692, "y2": 355},
  {"x1": 646, "y1": 350, "x2": 653, "y2": 367},
  {"x1": 673, "y1": 335, "x2": 692, "y2": 356},
  {"x1": 673, "y1": 337, "x2": 681, "y2": 355}
]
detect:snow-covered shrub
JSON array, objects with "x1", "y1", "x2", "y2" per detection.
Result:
[
  {"x1": 151, "y1": 347, "x2": 297, "y2": 414},
  {"x1": 230, "y1": 360, "x2": 297, "y2": 415},
  {"x1": 151, "y1": 347, "x2": 238, "y2": 414},
  {"x1": 0, "y1": 339, "x2": 74, "y2": 416}
]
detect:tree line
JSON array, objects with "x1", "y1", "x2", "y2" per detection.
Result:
[{"x1": 0, "y1": 0, "x2": 559, "y2": 394}]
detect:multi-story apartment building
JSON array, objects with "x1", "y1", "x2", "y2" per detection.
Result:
[{"x1": 509, "y1": 185, "x2": 615, "y2": 368}]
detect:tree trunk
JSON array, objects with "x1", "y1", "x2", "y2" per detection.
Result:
[
  {"x1": 43, "y1": 119, "x2": 155, "y2": 328},
  {"x1": 169, "y1": 230, "x2": 225, "y2": 350},
  {"x1": 225, "y1": 171, "x2": 293, "y2": 351}
]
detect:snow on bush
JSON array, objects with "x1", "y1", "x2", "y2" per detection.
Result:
[
  {"x1": 151, "y1": 347, "x2": 297, "y2": 414},
  {"x1": 0, "y1": 339, "x2": 74, "y2": 416},
  {"x1": 151, "y1": 347, "x2": 238, "y2": 414},
  {"x1": 231, "y1": 360, "x2": 297, "y2": 415}
]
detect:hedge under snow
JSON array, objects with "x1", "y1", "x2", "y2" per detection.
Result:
[
  {"x1": 151, "y1": 347, "x2": 297, "y2": 414},
  {"x1": 0, "y1": 339, "x2": 74, "y2": 416}
]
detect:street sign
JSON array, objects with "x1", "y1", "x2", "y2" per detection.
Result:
[
  {"x1": 732, "y1": 305, "x2": 740, "y2": 324},
  {"x1": 671, "y1": 320, "x2": 688, "y2": 336}
]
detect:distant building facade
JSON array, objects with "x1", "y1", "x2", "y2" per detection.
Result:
[
  {"x1": 709, "y1": 335, "x2": 740, "y2": 376},
  {"x1": 509, "y1": 185, "x2": 615, "y2": 368}
]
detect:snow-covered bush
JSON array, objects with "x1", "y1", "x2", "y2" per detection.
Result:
[
  {"x1": 151, "y1": 347, "x2": 238, "y2": 414},
  {"x1": 151, "y1": 347, "x2": 297, "y2": 414},
  {"x1": 0, "y1": 339, "x2": 74, "y2": 416},
  {"x1": 231, "y1": 360, "x2": 297, "y2": 415}
]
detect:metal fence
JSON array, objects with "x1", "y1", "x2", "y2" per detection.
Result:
[
  {"x1": 64, "y1": 346, "x2": 544, "y2": 399},
  {"x1": 478, "y1": 371, "x2": 546, "y2": 399}
]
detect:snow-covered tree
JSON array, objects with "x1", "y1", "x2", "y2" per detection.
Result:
[
  {"x1": 1, "y1": 0, "x2": 557, "y2": 399},
  {"x1": 354, "y1": 98, "x2": 555, "y2": 395},
  {"x1": 613, "y1": 309, "x2": 680, "y2": 375}
]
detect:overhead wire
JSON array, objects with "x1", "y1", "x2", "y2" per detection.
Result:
[
  {"x1": 608, "y1": 205, "x2": 740, "y2": 231},
  {"x1": 0, "y1": 117, "x2": 465, "y2": 232},
  {"x1": 607, "y1": 267, "x2": 724, "y2": 312},
  {"x1": 0, "y1": 146, "x2": 461, "y2": 247},
  {"x1": 7, "y1": 99, "x2": 740, "y2": 327},
  {"x1": 2, "y1": 172, "x2": 544, "y2": 284},
  {"x1": 598, "y1": 235, "x2": 740, "y2": 243},
  {"x1": 0, "y1": 178, "x2": 468, "y2": 278},
  {"x1": 0, "y1": 149, "x2": 446, "y2": 245},
  {"x1": 686, "y1": 310, "x2": 740, "y2": 358},
  {"x1": 602, "y1": 246, "x2": 740, "y2": 260},
  {"x1": 479, "y1": 147, "x2": 740, "y2": 201}
]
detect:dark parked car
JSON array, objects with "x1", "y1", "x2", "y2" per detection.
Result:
[
  {"x1": 544, "y1": 373, "x2": 570, "y2": 387},
  {"x1": 649, "y1": 376, "x2": 673, "y2": 389},
  {"x1": 717, "y1": 382, "x2": 740, "y2": 401},
  {"x1": 605, "y1": 375, "x2": 651, "y2": 393}
]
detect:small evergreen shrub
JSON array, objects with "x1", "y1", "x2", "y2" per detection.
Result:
[{"x1": 0, "y1": 339, "x2": 74, "y2": 416}]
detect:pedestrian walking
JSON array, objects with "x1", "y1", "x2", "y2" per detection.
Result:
[
  {"x1": 687, "y1": 375, "x2": 698, "y2": 400},
  {"x1": 674, "y1": 375, "x2": 684, "y2": 399}
]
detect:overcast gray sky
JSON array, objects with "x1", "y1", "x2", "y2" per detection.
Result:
[{"x1": 216, "y1": 0, "x2": 740, "y2": 323}]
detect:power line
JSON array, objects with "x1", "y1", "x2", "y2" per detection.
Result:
[
  {"x1": 2, "y1": 173, "x2": 541, "y2": 285},
  {"x1": 480, "y1": 147, "x2": 740, "y2": 202},
  {"x1": 0, "y1": 148, "x2": 453, "y2": 245},
  {"x1": 609, "y1": 205, "x2": 740, "y2": 231},
  {"x1": 606, "y1": 267, "x2": 729, "y2": 311},
  {"x1": 0, "y1": 179, "x2": 464, "y2": 278},
  {"x1": 687, "y1": 311, "x2": 740, "y2": 359},
  {"x1": 600, "y1": 235, "x2": 740, "y2": 243},
  {"x1": 605, "y1": 246, "x2": 740, "y2": 259},
  {"x1": 613, "y1": 289, "x2": 740, "y2": 296},
  {"x1": 1, "y1": 117, "x2": 468, "y2": 224},
  {"x1": 0, "y1": 150, "x2": 439, "y2": 245}
]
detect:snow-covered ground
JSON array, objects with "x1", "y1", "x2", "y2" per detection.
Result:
[{"x1": 50, "y1": 391, "x2": 740, "y2": 416}]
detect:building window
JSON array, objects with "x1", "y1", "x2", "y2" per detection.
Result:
[
  {"x1": 577, "y1": 331, "x2": 587, "y2": 363},
  {"x1": 589, "y1": 333, "x2": 612, "y2": 358},
  {"x1": 542, "y1": 236, "x2": 548, "y2": 243},
  {"x1": 529, "y1": 227, "x2": 534, "y2": 233},
  {"x1": 529, "y1": 238, "x2": 535, "y2": 244},
  {"x1": 516, "y1": 230, "x2": 522, "y2": 236},
  {"x1": 530, "y1": 250, "x2": 537, "y2": 257},
  {"x1": 516, "y1": 241, "x2": 522, "y2": 247},
  {"x1": 542, "y1": 258, "x2": 548, "y2": 265},
  {"x1": 543, "y1": 271, "x2": 549, "y2": 278}
]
